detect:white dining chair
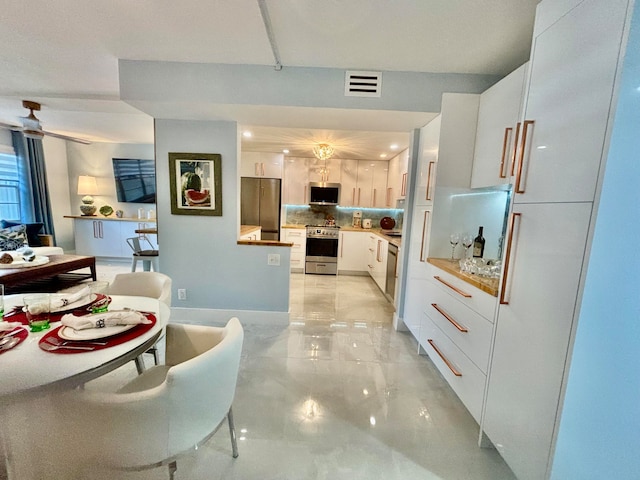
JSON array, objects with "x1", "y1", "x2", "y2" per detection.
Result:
[
  {"x1": 108, "y1": 271, "x2": 172, "y2": 370},
  {"x1": 57, "y1": 318, "x2": 244, "y2": 479}
]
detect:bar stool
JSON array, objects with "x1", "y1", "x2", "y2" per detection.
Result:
[{"x1": 126, "y1": 237, "x2": 159, "y2": 272}]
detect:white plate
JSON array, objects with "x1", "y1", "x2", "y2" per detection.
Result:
[
  {"x1": 0, "y1": 256, "x2": 49, "y2": 269},
  {"x1": 58, "y1": 323, "x2": 136, "y2": 341},
  {"x1": 49, "y1": 295, "x2": 93, "y2": 313}
]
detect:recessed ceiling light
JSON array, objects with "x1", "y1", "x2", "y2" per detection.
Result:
[
  {"x1": 283, "y1": 149, "x2": 290, "y2": 154},
  {"x1": 242, "y1": 131, "x2": 252, "y2": 138},
  {"x1": 379, "y1": 153, "x2": 387, "y2": 158},
  {"x1": 390, "y1": 144, "x2": 398, "y2": 150}
]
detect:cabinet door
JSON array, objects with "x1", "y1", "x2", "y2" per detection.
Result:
[
  {"x1": 513, "y1": 0, "x2": 627, "y2": 204},
  {"x1": 355, "y1": 161, "x2": 374, "y2": 207},
  {"x1": 415, "y1": 116, "x2": 440, "y2": 206},
  {"x1": 337, "y1": 231, "x2": 368, "y2": 273},
  {"x1": 283, "y1": 158, "x2": 309, "y2": 205},
  {"x1": 405, "y1": 207, "x2": 432, "y2": 279},
  {"x1": 483, "y1": 202, "x2": 592, "y2": 480},
  {"x1": 402, "y1": 278, "x2": 428, "y2": 342},
  {"x1": 73, "y1": 219, "x2": 100, "y2": 256},
  {"x1": 241, "y1": 152, "x2": 283, "y2": 178},
  {"x1": 372, "y1": 237, "x2": 388, "y2": 291},
  {"x1": 371, "y1": 161, "x2": 389, "y2": 208},
  {"x1": 308, "y1": 158, "x2": 341, "y2": 183},
  {"x1": 340, "y1": 159, "x2": 358, "y2": 206},
  {"x1": 284, "y1": 229, "x2": 306, "y2": 272},
  {"x1": 471, "y1": 64, "x2": 527, "y2": 189}
]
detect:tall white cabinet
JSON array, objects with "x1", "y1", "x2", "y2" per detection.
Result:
[{"x1": 482, "y1": 1, "x2": 632, "y2": 479}]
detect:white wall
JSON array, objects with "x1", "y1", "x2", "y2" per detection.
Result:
[
  {"x1": 65, "y1": 142, "x2": 155, "y2": 219},
  {"x1": 551, "y1": 3, "x2": 640, "y2": 477},
  {"x1": 155, "y1": 119, "x2": 290, "y2": 320}
]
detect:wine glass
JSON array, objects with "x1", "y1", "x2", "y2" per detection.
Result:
[
  {"x1": 449, "y1": 233, "x2": 460, "y2": 262},
  {"x1": 462, "y1": 234, "x2": 473, "y2": 259}
]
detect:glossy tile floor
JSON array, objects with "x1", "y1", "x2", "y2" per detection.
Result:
[{"x1": 78, "y1": 264, "x2": 515, "y2": 479}]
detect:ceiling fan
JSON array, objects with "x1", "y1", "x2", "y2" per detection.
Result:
[{"x1": 0, "y1": 100, "x2": 91, "y2": 144}]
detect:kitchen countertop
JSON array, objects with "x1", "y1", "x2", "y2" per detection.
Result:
[
  {"x1": 427, "y1": 258, "x2": 499, "y2": 297},
  {"x1": 240, "y1": 225, "x2": 262, "y2": 236},
  {"x1": 282, "y1": 224, "x2": 402, "y2": 247}
]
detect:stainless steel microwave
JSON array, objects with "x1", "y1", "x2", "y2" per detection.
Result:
[{"x1": 308, "y1": 182, "x2": 341, "y2": 206}]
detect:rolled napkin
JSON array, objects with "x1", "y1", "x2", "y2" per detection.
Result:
[
  {"x1": 0, "y1": 321, "x2": 22, "y2": 331},
  {"x1": 61, "y1": 310, "x2": 150, "y2": 331},
  {"x1": 51, "y1": 285, "x2": 91, "y2": 310}
]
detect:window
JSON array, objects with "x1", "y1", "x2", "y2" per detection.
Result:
[{"x1": 0, "y1": 153, "x2": 21, "y2": 221}]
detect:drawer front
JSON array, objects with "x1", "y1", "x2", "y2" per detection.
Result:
[
  {"x1": 427, "y1": 264, "x2": 497, "y2": 321},
  {"x1": 290, "y1": 252, "x2": 305, "y2": 271},
  {"x1": 419, "y1": 315, "x2": 486, "y2": 424},
  {"x1": 424, "y1": 283, "x2": 493, "y2": 373}
]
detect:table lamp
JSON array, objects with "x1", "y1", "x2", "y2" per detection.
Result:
[{"x1": 77, "y1": 175, "x2": 98, "y2": 216}]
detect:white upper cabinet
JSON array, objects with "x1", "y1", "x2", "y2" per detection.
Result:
[
  {"x1": 282, "y1": 157, "x2": 309, "y2": 205},
  {"x1": 240, "y1": 151, "x2": 283, "y2": 178},
  {"x1": 415, "y1": 116, "x2": 441, "y2": 206},
  {"x1": 308, "y1": 158, "x2": 342, "y2": 183},
  {"x1": 386, "y1": 149, "x2": 409, "y2": 207},
  {"x1": 340, "y1": 159, "x2": 388, "y2": 208},
  {"x1": 339, "y1": 159, "x2": 358, "y2": 207},
  {"x1": 512, "y1": 0, "x2": 627, "y2": 204},
  {"x1": 415, "y1": 93, "x2": 480, "y2": 206},
  {"x1": 471, "y1": 63, "x2": 527, "y2": 189}
]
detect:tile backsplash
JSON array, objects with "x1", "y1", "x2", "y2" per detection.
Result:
[{"x1": 284, "y1": 205, "x2": 403, "y2": 230}]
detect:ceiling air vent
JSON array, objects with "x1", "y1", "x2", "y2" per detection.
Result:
[{"x1": 344, "y1": 71, "x2": 382, "y2": 97}]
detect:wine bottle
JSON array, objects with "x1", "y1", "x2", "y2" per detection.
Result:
[{"x1": 473, "y1": 226, "x2": 485, "y2": 258}]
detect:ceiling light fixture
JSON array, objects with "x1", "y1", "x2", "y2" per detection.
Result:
[
  {"x1": 312, "y1": 143, "x2": 334, "y2": 161},
  {"x1": 283, "y1": 149, "x2": 289, "y2": 154},
  {"x1": 390, "y1": 144, "x2": 398, "y2": 150},
  {"x1": 242, "y1": 131, "x2": 252, "y2": 138}
]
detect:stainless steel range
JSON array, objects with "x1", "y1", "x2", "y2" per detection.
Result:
[{"x1": 305, "y1": 225, "x2": 340, "y2": 275}]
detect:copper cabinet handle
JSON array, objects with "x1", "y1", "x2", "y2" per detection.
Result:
[
  {"x1": 373, "y1": 188, "x2": 377, "y2": 206},
  {"x1": 431, "y1": 303, "x2": 468, "y2": 332},
  {"x1": 419, "y1": 210, "x2": 430, "y2": 262},
  {"x1": 499, "y1": 127, "x2": 513, "y2": 178},
  {"x1": 500, "y1": 212, "x2": 521, "y2": 305},
  {"x1": 340, "y1": 234, "x2": 344, "y2": 257},
  {"x1": 426, "y1": 161, "x2": 435, "y2": 201},
  {"x1": 515, "y1": 120, "x2": 534, "y2": 194},
  {"x1": 376, "y1": 240, "x2": 382, "y2": 262},
  {"x1": 358, "y1": 188, "x2": 361, "y2": 205},
  {"x1": 401, "y1": 172, "x2": 407, "y2": 196},
  {"x1": 434, "y1": 276, "x2": 472, "y2": 298},
  {"x1": 352, "y1": 187, "x2": 355, "y2": 205},
  {"x1": 304, "y1": 186, "x2": 307, "y2": 204},
  {"x1": 511, "y1": 122, "x2": 521, "y2": 176},
  {"x1": 427, "y1": 339, "x2": 462, "y2": 376},
  {"x1": 386, "y1": 187, "x2": 392, "y2": 206}
]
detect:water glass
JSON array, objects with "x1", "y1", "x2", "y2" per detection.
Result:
[
  {"x1": 87, "y1": 281, "x2": 110, "y2": 313},
  {"x1": 23, "y1": 293, "x2": 51, "y2": 332}
]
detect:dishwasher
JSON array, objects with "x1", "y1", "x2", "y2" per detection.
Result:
[{"x1": 385, "y1": 243, "x2": 398, "y2": 301}]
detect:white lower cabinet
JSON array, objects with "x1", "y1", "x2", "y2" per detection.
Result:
[
  {"x1": 283, "y1": 228, "x2": 306, "y2": 272},
  {"x1": 419, "y1": 313, "x2": 487, "y2": 423},
  {"x1": 337, "y1": 231, "x2": 368, "y2": 274},
  {"x1": 483, "y1": 202, "x2": 592, "y2": 480},
  {"x1": 366, "y1": 233, "x2": 387, "y2": 292},
  {"x1": 412, "y1": 264, "x2": 497, "y2": 424},
  {"x1": 73, "y1": 218, "x2": 156, "y2": 258}
]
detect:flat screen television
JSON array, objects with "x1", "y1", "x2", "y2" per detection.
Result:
[{"x1": 112, "y1": 158, "x2": 156, "y2": 204}]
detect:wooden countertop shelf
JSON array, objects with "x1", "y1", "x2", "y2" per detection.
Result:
[{"x1": 427, "y1": 258, "x2": 500, "y2": 297}]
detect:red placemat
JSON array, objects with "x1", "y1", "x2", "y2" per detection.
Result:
[
  {"x1": 0, "y1": 327, "x2": 29, "y2": 354},
  {"x1": 3, "y1": 294, "x2": 108, "y2": 326},
  {"x1": 38, "y1": 312, "x2": 156, "y2": 354}
]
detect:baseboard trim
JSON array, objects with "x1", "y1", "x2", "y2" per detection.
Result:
[{"x1": 169, "y1": 307, "x2": 290, "y2": 326}]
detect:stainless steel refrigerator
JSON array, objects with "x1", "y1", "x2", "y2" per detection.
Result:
[{"x1": 240, "y1": 177, "x2": 282, "y2": 240}]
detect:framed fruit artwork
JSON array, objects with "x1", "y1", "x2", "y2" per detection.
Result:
[{"x1": 168, "y1": 152, "x2": 222, "y2": 216}]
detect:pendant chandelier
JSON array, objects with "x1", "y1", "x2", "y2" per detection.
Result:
[{"x1": 312, "y1": 143, "x2": 334, "y2": 161}]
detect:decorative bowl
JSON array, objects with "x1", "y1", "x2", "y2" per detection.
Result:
[
  {"x1": 380, "y1": 217, "x2": 396, "y2": 229},
  {"x1": 99, "y1": 205, "x2": 114, "y2": 217}
]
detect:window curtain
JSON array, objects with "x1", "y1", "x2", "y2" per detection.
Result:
[{"x1": 11, "y1": 131, "x2": 56, "y2": 240}]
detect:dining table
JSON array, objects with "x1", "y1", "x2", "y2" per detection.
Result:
[{"x1": 0, "y1": 293, "x2": 171, "y2": 479}]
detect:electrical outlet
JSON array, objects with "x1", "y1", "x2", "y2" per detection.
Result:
[
  {"x1": 177, "y1": 289, "x2": 187, "y2": 300},
  {"x1": 267, "y1": 254, "x2": 280, "y2": 266}
]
